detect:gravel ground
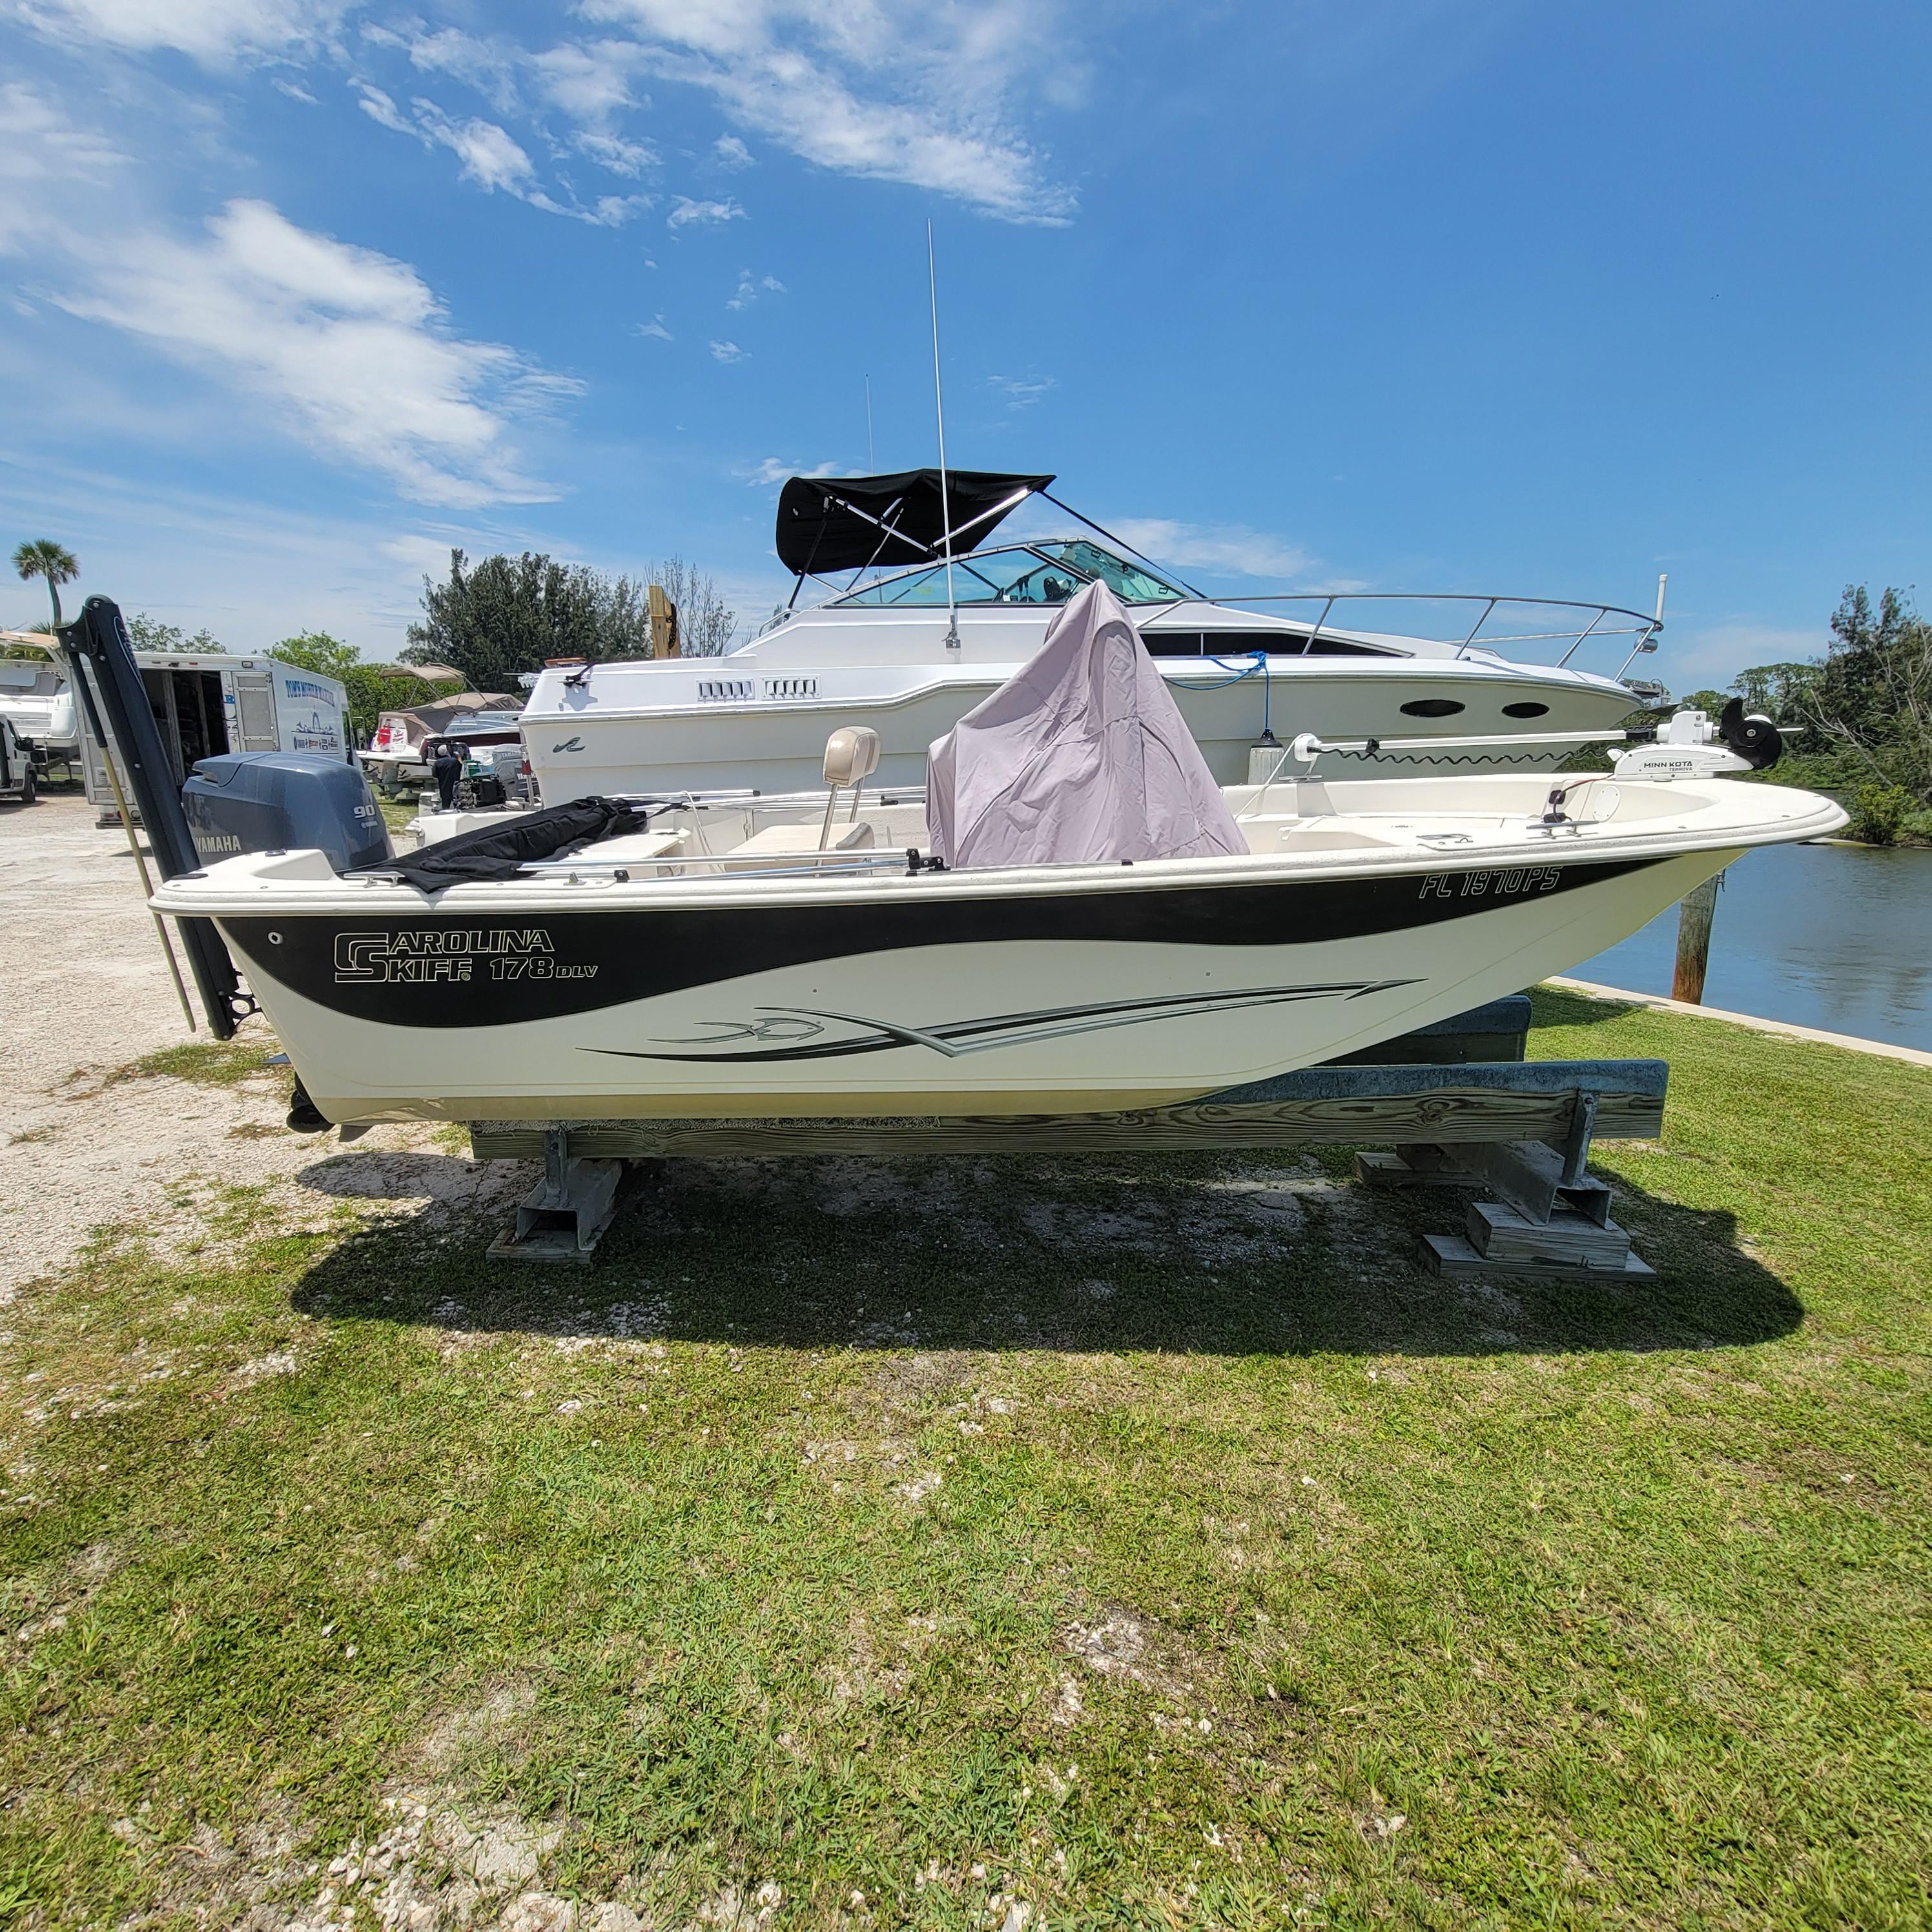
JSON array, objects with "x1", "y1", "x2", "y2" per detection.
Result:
[{"x1": 0, "y1": 791, "x2": 467, "y2": 1300}]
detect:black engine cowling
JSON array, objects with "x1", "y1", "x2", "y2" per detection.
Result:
[{"x1": 182, "y1": 751, "x2": 392, "y2": 872}]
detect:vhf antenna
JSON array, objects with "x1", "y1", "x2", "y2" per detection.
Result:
[{"x1": 927, "y1": 219, "x2": 960, "y2": 651}]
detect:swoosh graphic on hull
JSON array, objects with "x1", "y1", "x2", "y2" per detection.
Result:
[{"x1": 590, "y1": 978, "x2": 1421, "y2": 1064}]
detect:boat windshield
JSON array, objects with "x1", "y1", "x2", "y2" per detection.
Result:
[
  {"x1": 0, "y1": 663, "x2": 64, "y2": 695},
  {"x1": 830, "y1": 540, "x2": 1191, "y2": 608}
]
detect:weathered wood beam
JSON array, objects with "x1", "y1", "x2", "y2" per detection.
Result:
[{"x1": 468, "y1": 1060, "x2": 1667, "y2": 1162}]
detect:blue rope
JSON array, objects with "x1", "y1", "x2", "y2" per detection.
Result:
[{"x1": 1168, "y1": 650, "x2": 1271, "y2": 737}]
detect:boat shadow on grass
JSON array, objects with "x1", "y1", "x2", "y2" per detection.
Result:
[
  {"x1": 1529, "y1": 985, "x2": 1647, "y2": 1027},
  {"x1": 288, "y1": 1142, "x2": 1802, "y2": 1360}
]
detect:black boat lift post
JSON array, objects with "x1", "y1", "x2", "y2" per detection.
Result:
[
  {"x1": 58, "y1": 630, "x2": 198, "y2": 1034},
  {"x1": 59, "y1": 596, "x2": 253, "y2": 1042}
]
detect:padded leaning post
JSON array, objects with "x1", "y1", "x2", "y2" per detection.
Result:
[{"x1": 819, "y1": 724, "x2": 881, "y2": 847}]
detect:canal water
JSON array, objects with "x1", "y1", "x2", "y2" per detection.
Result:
[{"x1": 1572, "y1": 840, "x2": 1932, "y2": 1053}]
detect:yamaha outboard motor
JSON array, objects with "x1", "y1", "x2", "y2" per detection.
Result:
[
  {"x1": 183, "y1": 752, "x2": 392, "y2": 872},
  {"x1": 180, "y1": 751, "x2": 391, "y2": 1131}
]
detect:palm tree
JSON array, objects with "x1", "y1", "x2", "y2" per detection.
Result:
[{"x1": 13, "y1": 539, "x2": 79, "y2": 629}]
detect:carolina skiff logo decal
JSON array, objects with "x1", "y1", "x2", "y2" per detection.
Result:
[
  {"x1": 1416, "y1": 866, "x2": 1561, "y2": 901},
  {"x1": 333, "y1": 928, "x2": 597, "y2": 984},
  {"x1": 590, "y1": 980, "x2": 1421, "y2": 1065}
]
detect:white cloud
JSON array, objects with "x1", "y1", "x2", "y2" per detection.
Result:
[
  {"x1": 354, "y1": 81, "x2": 413, "y2": 134},
  {"x1": 17, "y1": 0, "x2": 344, "y2": 64},
  {"x1": 988, "y1": 373, "x2": 1053, "y2": 411},
  {"x1": 581, "y1": 0, "x2": 1075, "y2": 222},
  {"x1": 744, "y1": 456, "x2": 836, "y2": 486},
  {"x1": 726, "y1": 268, "x2": 784, "y2": 309},
  {"x1": 668, "y1": 194, "x2": 745, "y2": 229},
  {"x1": 709, "y1": 338, "x2": 746, "y2": 363},
  {"x1": 575, "y1": 129, "x2": 657, "y2": 177},
  {"x1": 0, "y1": 82, "x2": 125, "y2": 253},
  {"x1": 584, "y1": 193, "x2": 653, "y2": 225},
  {"x1": 356, "y1": 83, "x2": 649, "y2": 224},
  {"x1": 0, "y1": 447, "x2": 560, "y2": 657},
  {"x1": 1109, "y1": 519, "x2": 1312, "y2": 581},
  {"x1": 54, "y1": 199, "x2": 574, "y2": 507},
  {"x1": 378, "y1": 532, "x2": 464, "y2": 580},
  {"x1": 271, "y1": 76, "x2": 318, "y2": 103},
  {"x1": 411, "y1": 101, "x2": 535, "y2": 194},
  {"x1": 634, "y1": 314, "x2": 672, "y2": 341},
  {"x1": 529, "y1": 40, "x2": 641, "y2": 123},
  {"x1": 373, "y1": 24, "x2": 521, "y2": 110},
  {"x1": 714, "y1": 133, "x2": 753, "y2": 167}
]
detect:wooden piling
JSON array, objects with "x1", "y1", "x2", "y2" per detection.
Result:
[
  {"x1": 1672, "y1": 871, "x2": 1723, "y2": 1004},
  {"x1": 647, "y1": 584, "x2": 680, "y2": 659}
]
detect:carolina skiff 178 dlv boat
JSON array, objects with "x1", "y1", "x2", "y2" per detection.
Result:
[
  {"x1": 522, "y1": 471, "x2": 1669, "y2": 803},
  {"x1": 152, "y1": 585, "x2": 1842, "y2": 1128}
]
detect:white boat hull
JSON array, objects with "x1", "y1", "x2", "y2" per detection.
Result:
[
  {"x1": 523, "y1": 658, "x2": 1641, "y2": 803},
  {"x1": 154, "y1": 776, "x2": 1844, "y2": 1127}
]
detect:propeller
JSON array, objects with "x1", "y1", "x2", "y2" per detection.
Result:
[{"x1": 1717, "y1": 697, "x2": 1783, "y2": 770}]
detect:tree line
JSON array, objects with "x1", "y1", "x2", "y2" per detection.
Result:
[
  {"x1": 399, "y1": 550, "x2": 737, "y2": 694},
  {"x1": 1685, "y1": 584, "x2": 1931, "y2": 843}
]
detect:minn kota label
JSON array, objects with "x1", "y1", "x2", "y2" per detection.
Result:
[{"x1": 331, "y1": 927, "x2": 598, "y2": 984}]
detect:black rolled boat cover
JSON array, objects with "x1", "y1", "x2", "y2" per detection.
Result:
[{"x1": 363, "y1": 797, "x2": 650, "y2": 890}]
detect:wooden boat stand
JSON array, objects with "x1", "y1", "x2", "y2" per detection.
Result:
[{"x1": 472, "y1": 996, "x2": 1665, "y2": 1277}]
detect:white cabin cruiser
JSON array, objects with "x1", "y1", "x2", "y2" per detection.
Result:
[
  {"x1": 0, "y1": 632, "x2": 79, "y2": 761},
  {"x1": 522, "y1": 471, "x2": 1666, "y2": 804},
  {"x1": 154, "y1": 585, "x2": 1838, "y2": 1129}
]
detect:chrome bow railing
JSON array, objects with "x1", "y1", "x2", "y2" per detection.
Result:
[{"x1": 1173, "y1": 585, "x2": 1667, "y2": 686}]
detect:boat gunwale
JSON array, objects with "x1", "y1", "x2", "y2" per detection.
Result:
[{"x1": 149, "y1": 783, "x2": 1848, "y2": 920}]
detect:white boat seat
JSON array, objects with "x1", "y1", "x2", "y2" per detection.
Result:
[
  {"x1": 737, "y1": 821, "x2": 875, "y2": 854},
  {"x1": 730, "y1": 821, "x2": 876, "y2": 867},
  {"x1": 582, "y1": 828, "x2": 686, "y2": 863}
]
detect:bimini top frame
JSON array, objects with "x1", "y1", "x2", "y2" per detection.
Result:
[{"x1": 771, "y1": 473, "x2": 1668, "y2": 686}]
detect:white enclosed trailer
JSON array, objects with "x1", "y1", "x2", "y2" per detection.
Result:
[{"x1": 65, "y1": 643, "x2": 353, "y2": 821}]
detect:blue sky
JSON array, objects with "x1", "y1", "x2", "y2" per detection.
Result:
[{"x1": 3, "y1": 1, "x2": 1927, "y2": 692}]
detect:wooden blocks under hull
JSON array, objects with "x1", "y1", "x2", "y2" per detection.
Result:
[
  {"x1": 467, "y1": 1005, "x2": 1667, "y2": 1277},
  {"x1": 468, "y1": 1060, "x2": 1665, "y2": 1163},
  {"x1": 485, "y1": 1140, "x2": 626, "y2": 1264},
  {"x1": 1423, "y1": 1226, "x2": 1656, "y2": 1285},
  {"x1": 1364, "y1": 1153, "x2": 1654, "y2": 1284}
]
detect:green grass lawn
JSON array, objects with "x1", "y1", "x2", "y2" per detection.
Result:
[
  {"x1": 377, "y1": 796, "x2": 422, "y2": 838},
  {"x1": 3, "y1": 991, "x2": 1928, "y2": 1930}
]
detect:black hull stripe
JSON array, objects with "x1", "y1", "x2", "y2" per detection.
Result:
[{"x1": 221, "y1": 857, "x2": 1664, "y2": 1029}]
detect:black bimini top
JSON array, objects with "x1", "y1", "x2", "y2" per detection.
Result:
[{"x1": 776, "y1": 469, "x2": 1054, "y2": 576}]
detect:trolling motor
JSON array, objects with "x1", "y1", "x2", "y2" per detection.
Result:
[
  {"x1": 1539, "y1": 701, "x2": 1785, "y2": 827},
  {"x1": 1608, "y1": 698, "x2": 1783, "y2": 780}
]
